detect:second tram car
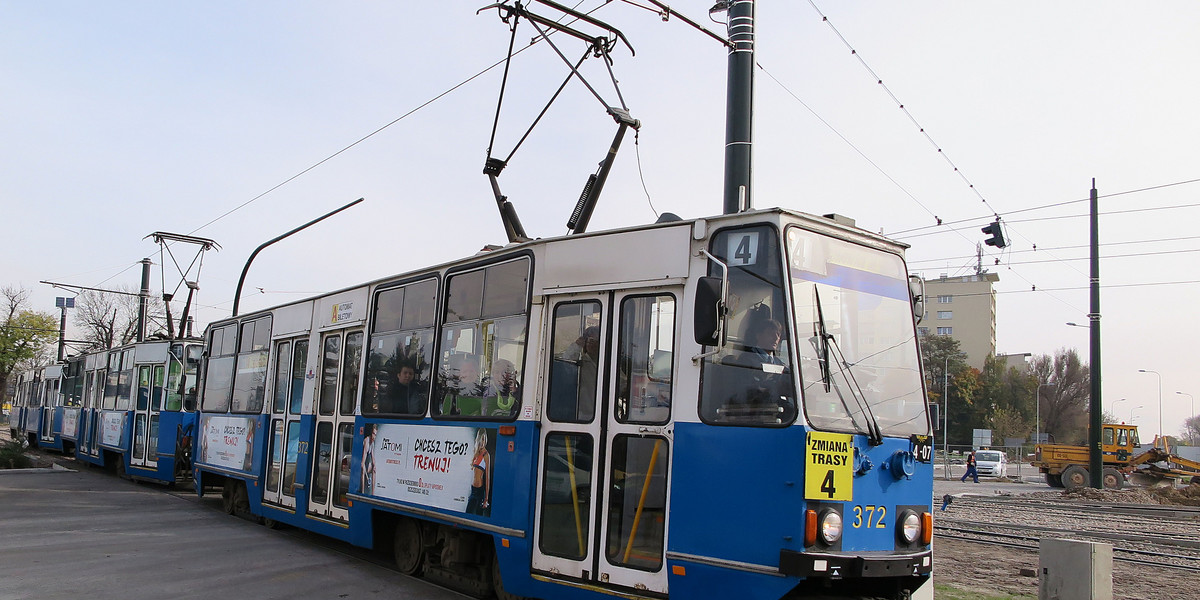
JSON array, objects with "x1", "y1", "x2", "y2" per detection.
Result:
[{"x1": 193, "y1": 208, "x2": 934, "y2": 600}]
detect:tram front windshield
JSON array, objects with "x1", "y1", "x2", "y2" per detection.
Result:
[{"x1": 787, "y1": 227, "x2": 928, "y2": 437}]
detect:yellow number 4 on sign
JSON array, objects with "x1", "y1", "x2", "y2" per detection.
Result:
[{"x1": 805, "y1": 431, "x2": 853, "y2": 501}]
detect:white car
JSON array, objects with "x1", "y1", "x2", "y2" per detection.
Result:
[{"x1": 975, "y1": 450, "x2": 1008, "y2": 478}]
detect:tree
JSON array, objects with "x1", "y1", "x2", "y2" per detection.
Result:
[
  {"x1": 1102, "y1": 410, "x2": 1119, "y2": 425},
  {"x1": 0, "y1": 286, "x2": 59, "y2": 407},
  {"x1": 978, "y1": 354, "x2": 1038, "y2": 442},
  {"x1": 1182, "y1": 415, "x2": 1199, "y2": 447},
  {"x1": 918, "y1": 335, "x2": 980, "y2": 445},
  {"x1": 1030, "y1": 348, "x2": 1091, "y2": 445},
  {"x1": 72, "y1": 287, "x2": 166, "y2": 350}
]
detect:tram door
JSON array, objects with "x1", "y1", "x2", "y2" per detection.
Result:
[
  {"x1": 263, "y1": 337, "x2": 308, "y2": 509},
  {"x1": 532, "y1": 290, "x2": 676, "y2": 594},
  {"x1": 307, "y1": 329, "x2": 363, "y2": 521},
  {"x1": 40, "y1": 378, "x2": 58, "y2": 443},
  {"x1": 131, "y1": 364, "x2": 165, "y2": 469}
]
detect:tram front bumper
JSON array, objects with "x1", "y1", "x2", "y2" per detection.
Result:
[{"x1": 778, "y1": 549, "x2": 932, "y2": 579}]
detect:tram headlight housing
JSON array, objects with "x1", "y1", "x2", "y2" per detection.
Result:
[{"x1": 818, "y1": 510, "x2": 843, "y2": 545}]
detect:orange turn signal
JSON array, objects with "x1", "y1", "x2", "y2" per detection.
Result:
[
  {"x1": 804, "y1": 509, "x2": 818, "y2": 546},
  {"x1": 499, "y1": 425, "x2": 517, "y2": 436},
  {"x1": 921, "y1": 512, "x2": 933, "y2": 545}
]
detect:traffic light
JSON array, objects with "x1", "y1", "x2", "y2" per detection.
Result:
[{"x1": 981, "y1": 220, "x2": 1007, "y2": 248}]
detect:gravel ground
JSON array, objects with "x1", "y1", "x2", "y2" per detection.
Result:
[{"x1": 936, "y1": 485, "x2": 1200, "y2": 600}]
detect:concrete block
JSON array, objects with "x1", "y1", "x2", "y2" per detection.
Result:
[{"x1": 1039, "y1": 538, "x2": 1112, "y2": 600}]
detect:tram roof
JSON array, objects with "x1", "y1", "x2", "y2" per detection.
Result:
[{"x1": 214, "y1": 206, "x2": 909, "y2": 327}]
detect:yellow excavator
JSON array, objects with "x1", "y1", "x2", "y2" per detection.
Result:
[{"x1": 1032, "y1": 423, "x2": 1200, "y2": 489}]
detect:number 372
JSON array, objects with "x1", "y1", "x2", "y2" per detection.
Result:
[{"x1": 852, "y1": 505, "x2": 887, "y2": 529}]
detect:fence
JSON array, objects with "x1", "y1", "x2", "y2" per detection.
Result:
[{"x1": 936, "y1": 443, "x2": 1038, "y2": 481}]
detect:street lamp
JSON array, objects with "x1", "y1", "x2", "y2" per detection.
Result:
[
  {"x1": 1138, "y1": 369, "x2": 1162, "y2": 443},
  {"x1": 1035, "y1": 383, "x2": 1054, "y2": 444},
  {"x1": 1065, "y1": 322, "x2": 1086, "y2": 328},
  {"x1": 1177, "y1": 391, "x2": 1194, "y2": 446},
  {"x1": 1130, "y1": 405, "x2": 1143, "y2": 424}
]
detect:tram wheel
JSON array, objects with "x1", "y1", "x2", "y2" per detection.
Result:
[
  {"x1": 1061, "y1": 465, "x2": 1089, "y2": 490},
  {"x1": 1102, "y1": 467, "x2": 1124, "y2": 490},
  {"x1": 393, "y1": 518, "x2": 424, "y2": 575},
  {"x1": 262, "y1": 518, "x2": 280, "y2": 530},
  {"x1": 114, "y1": 459, "x2": 127, "y2": 480},
  {"x1": 492, "y1": 551, "x2": 528, "y2": 600}
]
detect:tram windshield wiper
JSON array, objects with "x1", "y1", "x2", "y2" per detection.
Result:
[
  {"x1": 812, "y1": 287, "x2": 884, "y2": 445},
  {"x1": 826, "y1": 335, "x2": 885, "y2": 446}
]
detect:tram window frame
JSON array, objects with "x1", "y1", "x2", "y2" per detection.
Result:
[
  {"x1": 537, "y1": 432, "x2": 595, "y2": 560},
  {"x1": 615, "y1": 294, "x2": 675, "y2": 425},
  {"x1": 433, "y1": 257, "x2": 530, "y2": 422},
  {"x1": 231, "y1": 316, "x2": 273, "y2": 414},
  {"x1": 546, "y1": 300, "x2": 602, "y2": 424},
  {"x1": 697, "y1": 224, "x2": 798, "y2": 428},
  {"x1": 364, "y1": 277, "x2": 438, "y2": 418},
  {"x1": 116, "y1": 349, "x2": 134, "y2": 410},
  {"x1": 201, "y1": 323, "x2": 239, "y2": 413}
]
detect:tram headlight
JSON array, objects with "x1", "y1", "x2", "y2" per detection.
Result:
[
  {"x1": 899, "y1": 511, "x2": 921, "y2": 544},
  {"x1": 818, "y1": 510, "x2": 843, "y2": 545}
]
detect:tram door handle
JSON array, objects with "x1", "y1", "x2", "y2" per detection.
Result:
[{"x1": 636, "y1": 426, "x2": 670, "y2": 438}]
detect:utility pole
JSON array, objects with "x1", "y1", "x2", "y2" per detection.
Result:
[
  {"x1": 943, "y1": 355, "x2": 950, "y2": 480},
  {"x1": 722, "y1": 0, "x2": 754, "y2": 214},
  {"x1": 54, "y1": 297, "x2": 74, "y2": 362},
  {"x1": 1088, "y1": 180, "x2": 1103, "y2": 488},
  {"x1": 136, "y1": 258, "x2": 151, "y2": 342}
]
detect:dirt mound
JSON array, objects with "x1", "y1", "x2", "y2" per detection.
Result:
[
  {"x1": 1147, "y1": 483, "x2": 1200, "y2": 506},
  {"x1": 1056, "y1": 483, "x2": 1200, "y2": 506}
]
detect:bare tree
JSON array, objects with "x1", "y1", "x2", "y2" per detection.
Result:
[
  {"x1": 71, "y1": 287, "x2": 166, "y2": 351},
  {"x1": 1030, "y1": 348, "x2": 1091, "y2": 445}
]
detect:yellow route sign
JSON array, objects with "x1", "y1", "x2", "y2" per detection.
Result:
[{"x1": 805, "y1": 431, "x2": 853, "y2": 501}]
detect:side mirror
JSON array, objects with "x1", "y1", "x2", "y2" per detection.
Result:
[
  {"x1": 909, "y1": 275, "x2": 925, "y2": 324},
  {"x1": 694, "y1": 276, "x2": 722, "y2": 346}
]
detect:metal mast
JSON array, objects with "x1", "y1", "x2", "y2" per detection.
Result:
[{"x1": 722, "y1": 0, "x2": 755, "y2": 214}]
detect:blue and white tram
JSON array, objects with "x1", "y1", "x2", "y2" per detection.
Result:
[
  {"x1": 9, "y1": 368, "x2": 41, "y2": 446},
  {"x1": 194, "y1": 208, "x2": 933, "y2": 600},
  {"x1": 89, "y1": 339, "x2": 203, "y2": 482},
  {"x1": 9, "y1": 364, "x2": 67, "y2": 451}
]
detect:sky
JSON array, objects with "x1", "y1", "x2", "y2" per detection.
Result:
[{"x1": 3, "y1": 1, "x2": 1198, "y2": 440}]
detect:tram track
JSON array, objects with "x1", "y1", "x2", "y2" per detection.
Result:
[{"x1": 935, "y1": 525, "x2": 1200, "y2": 573}]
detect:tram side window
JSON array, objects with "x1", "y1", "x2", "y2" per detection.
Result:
[
  {"x1": 434, "y1": 258, "x2": 529, "y2": 420},
  {"x1": 116, "y1": 349, "x2": 134, "y2": 410},
  {"x1": 232, "y1": 316, "x2": 273, "y2": 413},
  {"x1": 166, "y1": 343, "x2": 201, "y2": 411},
  {"x1": 698, "y1": 226, "x2": 798, "y2": 427},
  {"x1": 616, "y1": 294, "x2": 675, "y2": 424},
  {"x1": 103, "y1": 351, "x2": 119, "y2": 410},
  {"x1": 547, "y1": 302, "x2": 602, "y2": 423},
  {"x1": 339, "y1": 332, "x2": 363, "y2": 416},
  {"x1": 365, "y1": 279, "x2": 436, "y2": 417},
  {"x1": 202, "y1": 323, "x2": 238, "y2": 412}
]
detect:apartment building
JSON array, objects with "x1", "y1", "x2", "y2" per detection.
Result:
[{"x1": 918, "y1": 272, "x2": 999, "y2": 370}]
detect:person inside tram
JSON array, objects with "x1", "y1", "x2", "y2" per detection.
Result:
[
  {"x1": 484, "y1": 358, "x2": 521, "y2": 416},
  {"x1": 384, "y1": 361, "x2": 424, "y2": 415},
  {"x1": 726, "y1": 316, "x2": 794, "y2": 416}
]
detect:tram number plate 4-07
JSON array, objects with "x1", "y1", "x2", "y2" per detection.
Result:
[
  {"x1": 805, "y1": 431, "x2": 853, "y2": 501},
  {"x1": 911, "y1": 434, "x2": 933, "y2": 463}
]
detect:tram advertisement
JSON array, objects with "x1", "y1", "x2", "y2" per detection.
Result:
[
  {"x1": 361, "y1": 424, "x2": 496, "y2": 517},
  {"x1": 62, "y1": 408, "x2": 80, "y2": 439},
  {"x1": 199, "y1": 415, "x2": 256, "y2": 472},
  {"x1": 100, "y1": 411, "x2": 125, "y2": 448}
]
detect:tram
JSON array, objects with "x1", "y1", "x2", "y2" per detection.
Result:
[
  {"x1": 7, "y1": 339, "x2": 203, "y2": 484},
  {"x1": 193, "y1": 207, "x2": 934, "y2": 600},
  {"x1": 9, "y1": 364, "x2": 66, "y2": 452}
]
